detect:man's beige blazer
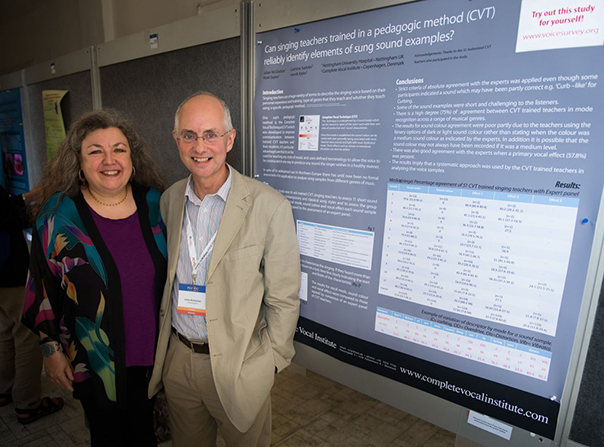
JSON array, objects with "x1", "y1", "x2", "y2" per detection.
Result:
[{"x1": 149, "y1": 168, "x2": 301, "y2": 432}]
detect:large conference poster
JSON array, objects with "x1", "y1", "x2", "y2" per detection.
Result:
[
  {"x1": 0, "y1": 89, "x2": 29, "y2": 194},
  {"x1": 254, "y1": 0, "x2": 604, "y2": 439}
]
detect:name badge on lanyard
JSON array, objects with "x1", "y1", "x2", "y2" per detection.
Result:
[
  {"x1": 177, "y1": 284, "x2": 206, "y2": 316},
  {"x1": 177, "y1": 214, "x2": 217, "y2": 316}
]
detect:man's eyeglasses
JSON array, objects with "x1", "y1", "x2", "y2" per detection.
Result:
[{"x1": 177, "y1": 130, "x2": 232, "y2": 145}]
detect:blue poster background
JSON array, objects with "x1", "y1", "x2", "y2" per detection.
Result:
[{"x1": 0, "y1": 88, "x2": 29, "y2": 194}]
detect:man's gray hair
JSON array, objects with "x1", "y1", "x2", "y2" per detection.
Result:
[{"x1": 173, "y1": 91, "x2": 233, "y2": 133}]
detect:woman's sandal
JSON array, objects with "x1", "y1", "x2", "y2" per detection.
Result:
[
  {"x1": 0, "y1": 394, "x2": 12, "y2": 407},
  {"x1": 15, "y1": 396, "x2": 64, "y2": 424}
]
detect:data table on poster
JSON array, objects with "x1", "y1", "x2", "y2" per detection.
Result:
[
  {"x1": 297, "y1": 220, "x2": 374, "y2": 270},
  {"x1": 378, "y1": 184, "x2": 579, "y2": 337},
  {"x1": 375, "y1": 308, "x2": 552, "y2": 380}
]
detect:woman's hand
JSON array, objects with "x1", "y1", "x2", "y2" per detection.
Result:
[{"x1": 43, "y1": 351, "x2": 74, "y2": 392}]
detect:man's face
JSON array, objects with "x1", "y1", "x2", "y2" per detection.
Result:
[{"x1": 173, "y1": 95, "x2": 235, "y2": 194}]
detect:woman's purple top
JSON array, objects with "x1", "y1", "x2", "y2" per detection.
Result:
[{"x1": 91, "y1": 207, "x2": 157, "y2": 367}]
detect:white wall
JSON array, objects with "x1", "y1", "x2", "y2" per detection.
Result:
[
  {"x1": 0, "y1": 0, "x2": 238, "y2": 77},
  {"x1": 109, "y1": 0, "x2": 238, "y2": 40},
  {"x1": 0, "y1": 0, "x2": 103, "y2": 75}
]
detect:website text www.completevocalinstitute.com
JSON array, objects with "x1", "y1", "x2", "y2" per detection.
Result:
[{"x1": 399, "y1": 367, "x2": 550, "y2": 425}]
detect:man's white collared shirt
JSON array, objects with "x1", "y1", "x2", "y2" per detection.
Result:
[{"x1": 171, "y1": 169, "x2": 232, "y2": 342}]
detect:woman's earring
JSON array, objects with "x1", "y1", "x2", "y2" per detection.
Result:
[{"x1": 78, "y1": 169, "x2": 86, "y2": 185}]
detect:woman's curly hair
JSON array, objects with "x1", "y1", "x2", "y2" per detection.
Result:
[{"x1": 30, "y1": 108, "x2": 166, "y2": 217}]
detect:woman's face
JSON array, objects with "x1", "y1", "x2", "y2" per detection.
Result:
[{"x1": 80, "y1": 127, "x2": 133, "y2": 197}]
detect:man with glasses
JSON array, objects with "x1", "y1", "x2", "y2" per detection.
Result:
[{"x1": 149, "y1": 91, "x2": 301, "y2": 447}]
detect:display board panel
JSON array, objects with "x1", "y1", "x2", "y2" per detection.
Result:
[
  {"x1": 100, "y1": 37, "x2": 241, "y2": 187},
  {"x1": 254, "y1": 0, "x2": 604, "y2": 440},
  {"x1": 0, "y1": 88, "x2": 29, "y2": 193},
  {"x1": 25, "y1": 72, "x2": 93, "y2": 185}
]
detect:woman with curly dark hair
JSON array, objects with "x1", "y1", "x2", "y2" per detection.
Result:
[{"x1": 23, "y1": 109, "x2": 167, "y2": 447}]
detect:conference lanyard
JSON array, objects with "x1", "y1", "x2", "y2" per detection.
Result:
[{"x1": 185, "y1": 214, "x2": 217, "y2": 284}]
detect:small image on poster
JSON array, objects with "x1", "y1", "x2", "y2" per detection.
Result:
[{"x1": 298, "y1": 115, "x2": 320, "y2": 151}]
